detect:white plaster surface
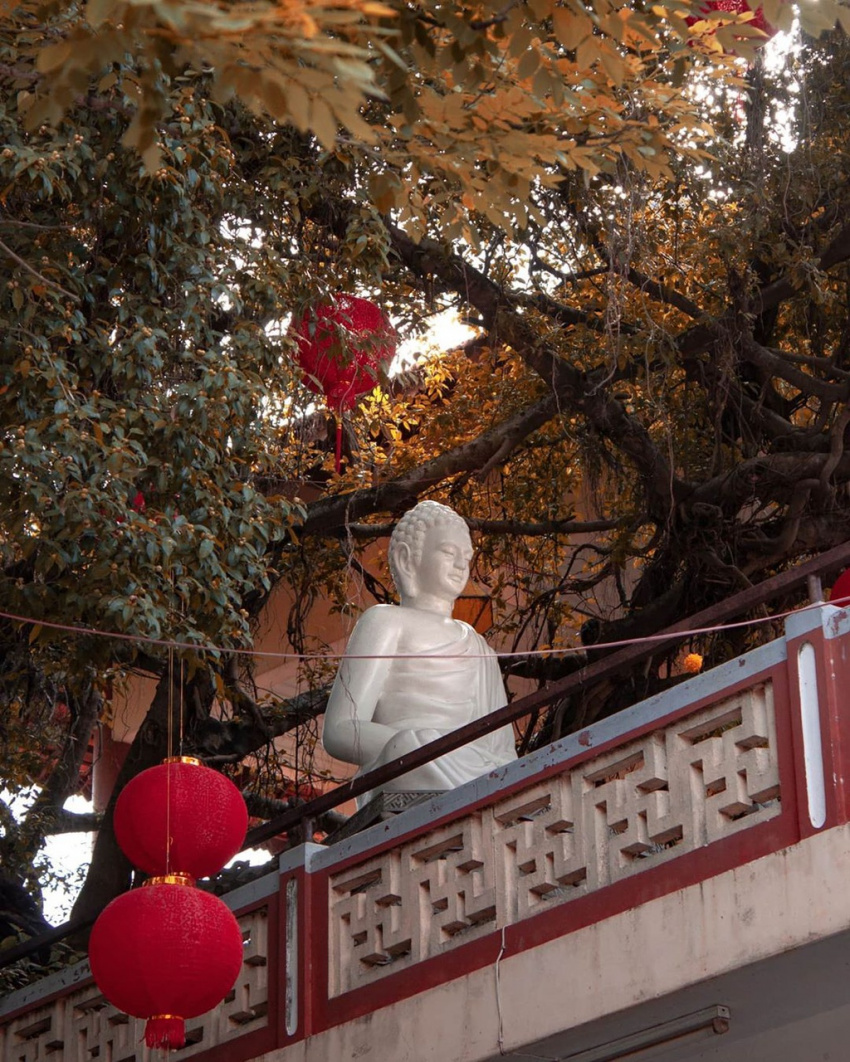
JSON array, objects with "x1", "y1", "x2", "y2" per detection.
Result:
[
  {"x1": 785, "y1": 602, "x2": 846, "y2": 642},
  {"x1": 797, "y1": 640, "x2": 827, "y2": 828}
]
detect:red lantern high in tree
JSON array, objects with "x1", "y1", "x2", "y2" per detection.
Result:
[
  {"x1": 89, "y1": 757, "x2": 248, "y2": 1049},
  {"x1": 686, "y1": 0, "x2": 775, "y2": 36},
  {"x1": 291, "y1": 294, "x2": 397, "y2": 472}
]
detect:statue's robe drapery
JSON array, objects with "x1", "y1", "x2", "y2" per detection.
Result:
[{"x1": 359, "y1": 620, "x2": 517, "y2": 799}]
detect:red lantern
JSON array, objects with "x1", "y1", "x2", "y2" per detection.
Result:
[
  {"x1": 89, "y1": 878, "x2": 244, "y2": 1049},
  {"x1": 91, "y1": 757, "x2": 249, "y2": 1046},
  {"x1": 831, "y1": 569, "x2": 850, "y2": 607},
  {"x1": 291, "y1": 295, "x2": 397, "y2": 471},
  {"x1": 686, "y1": 0, "x2": 775, "y2": 36},
  {"x1": 114, "y1": 757, "x2": 247, "y2": 879}
]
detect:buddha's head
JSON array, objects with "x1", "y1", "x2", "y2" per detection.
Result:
[{"x1": 389, "y1": 501, "x2": 472, "y2": 604}]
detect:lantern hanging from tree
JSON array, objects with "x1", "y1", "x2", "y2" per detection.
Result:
[
  {"x1": 89, "y1": 757, "x2": 248, "y2": 1050},
  {"x1": 291, "y1": 294, "x2": 397, "y2": 472},
  {"x1": 686, "y1": 0, "x2": 775, "y2": 36}
]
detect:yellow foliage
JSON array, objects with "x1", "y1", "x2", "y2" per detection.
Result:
[{"x1": 5, "y1": 0, "x2": 840, "y2": 231}]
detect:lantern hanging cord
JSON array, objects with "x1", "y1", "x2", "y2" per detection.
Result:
[
  {"x1": 166, "y1": 636, "x2": 175, "y2": 874},
  {"x1": 0, "y1": 599, "x2": 841, "y2": 662},
  {"x1": 179, "y1": 656, "x2": 185, "y2": 757},
  {"x1": 165, "y1": 567, "x2": 178, "y2": 873}
]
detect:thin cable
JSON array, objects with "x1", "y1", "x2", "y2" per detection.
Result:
[
  {"x1": 494, "y1": 925, "x2": 559, "y2": 1061},
  {"x1": 496, "y1": 925, "x2": 507, "y2": 1055},
  {"x1": 166, "y1": 644, "x2": 174, "y2": 876},
  {"x1": 179, "y1": 656, "x2": 185, "y2": 757},
  {"x1": 166, "y1": 644, "x2": 174, "y2": 760},
  {"x1": 0, "y1": 599, "x2": 830, "y2": 662}
]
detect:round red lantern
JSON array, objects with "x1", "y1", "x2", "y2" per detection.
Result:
[
  {"x1": 113, "y1": 757, "x2": 247, "y2": 880},
  {"x1": 89, "y1": 878, "x2": 244, "y2": 1049},
  {"x1": 686, "y1": 0, "x2": 775, "y2": 36},
  {"x1": 830, "y1": 569, "x2": 850, "y2": 607},
  {"x1": 291, "y1": 295, "x2": 397, "y2": 471}
]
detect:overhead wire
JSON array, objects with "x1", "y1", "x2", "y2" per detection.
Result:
[{"x1": 0, "y1": 598, "x2": 836, "y2": 662}]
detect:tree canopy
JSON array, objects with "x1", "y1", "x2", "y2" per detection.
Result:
[{"x1": 2, "y1": 0, "x2": 850, "y2": 969}]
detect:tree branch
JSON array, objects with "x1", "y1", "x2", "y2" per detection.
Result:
[
  {"x1": 297, "y1": 390, "x2": 563, "y2": 537},
  {"x1": 42, "y1": 809, "x2": 103, "y2": 834},
  {"x1": 754, "y1": 219, "x2": 850, "y2": 314},
  {"x1": 194, "y1": 685, "x2": 330, "y2": 763},
  {"x1": 677, "y1": 218, "x2": 850, "y2": 361},
  {"x1": 688, "y1": 450, "x2": 850, "y2": 517},
  {"x1": 384, "y1": 219, "x2": 686, "y2": 519},
  {"x1": 742, "y1": 337, "x2": 849, "y2": 402},
  {"x1": 514, "y1": 289, "x2": 627, "y2": 334},
  {"x1": 596, "y1": 239, "x2": 704, "y2": 320},
  {"x1": 0, "y1": 237, "x2": 79, "y2": 301},
  {"x1": 336, "y1": 516, "x2": 621, "y2": 538},
  {"x1": 20, "y1": 683, "x2": 102, "y2": 860}
]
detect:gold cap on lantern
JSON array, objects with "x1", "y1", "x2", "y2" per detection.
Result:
[{"x1": 144, "y1": 873, "x2": 195, "y2": 887}]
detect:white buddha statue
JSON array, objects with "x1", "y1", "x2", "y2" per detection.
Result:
[{"x1": 322, "y1": 501, "x2": 517, "y2": 798}]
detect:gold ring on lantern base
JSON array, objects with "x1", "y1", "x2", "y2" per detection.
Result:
[{"x1": 144, "y1": 873, "x2": 196, "y2": 887}]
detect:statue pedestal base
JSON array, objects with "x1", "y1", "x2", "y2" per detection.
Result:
[{"x1": 327, "y1": 791, "x2": 443, "y2": 844}]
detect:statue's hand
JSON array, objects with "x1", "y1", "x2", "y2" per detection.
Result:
[{"x1": 381, "y1": 727, "x2": 445, "y2": 759}]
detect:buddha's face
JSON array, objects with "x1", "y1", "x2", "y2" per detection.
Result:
[{"x1": 412, "y1": 521, "x2": 473, "y2": 602}]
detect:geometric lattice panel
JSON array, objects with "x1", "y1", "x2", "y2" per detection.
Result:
[{"x1": 329, "y1": 683, "x2": 780, "y2": 995}]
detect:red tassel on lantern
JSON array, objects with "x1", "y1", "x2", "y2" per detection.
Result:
[
  {"x1": 291, "y1": 295, "x2": 397, "y2": 472},
  {"x1": 89, "y1": 878, "x2": 244, "y2": 1050},
  {"x1": 114, "y1": 757, "x2": 248, "y2": 879},
  {"x1": 146, "y1": 1016, "x2": 185, "y2": 1050}
]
